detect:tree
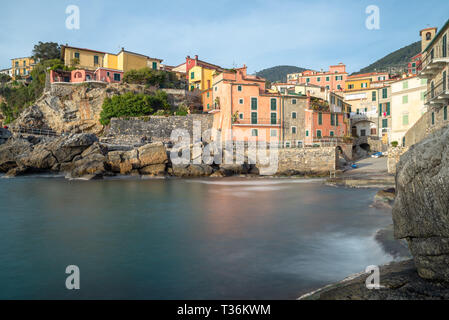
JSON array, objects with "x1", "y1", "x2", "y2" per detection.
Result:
[
  {"x1": 32, "y1": 42, "x2": 61, "y2": 62},
  {"x1": 0, "y1": 73, "x2": 11, "y2": 84}
]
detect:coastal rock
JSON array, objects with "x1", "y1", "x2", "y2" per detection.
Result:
[
  {"x1": 171, "y1": 164, "x2": 214, "y2": 177},
  {"x1": 139, "y1": 164, "x2": 166, "y2": 176},
  {"x1": 218, "y1": 164, "x2": 250, "y2": 176},
  {"x1": 300, "y1": 260, "x2": 449, "y2": 300},
  {"x1": 70, "y1": 142, "x2": 107, "y2": 178},
  {"x1": 120, "y1": 149, "x2": 140, "y2": 174},
  {"x1": 5, "y1": 166, "x2": 28, "y2": 177},
  {"x1": 46, "y1": 133, "x2": 98, "y2": 163},
  {"x1": 0, "y1": 128, "x2": 12, "y2": 145},
  {"x1": 17, "y1": 144, "x2": 58, "y2": 170},
  {"x1": 138, "y1": 142, "x2": 168, "y2": 167},
  {"x1": 372, "y1": 188, "x2": 396, "y2": 210},
  {"x1": 393, "y1": 125, "x2": 449, "y2": 282},
  {"x1": 0, "y1": 138, "x2": 32, "y2": 172},
  {"x1": 106, "y1": 151, "x2": 124, "y2": 173}
]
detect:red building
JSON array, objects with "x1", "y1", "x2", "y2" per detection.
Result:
[{"x1": 408, "y1": 53, "x2": 422, "y2": 75}]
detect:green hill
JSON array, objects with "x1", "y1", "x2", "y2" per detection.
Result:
[
  {"x1": 255, "y1": 65, "x2": 307, "y2": 83},
  {"x1": 355, "y1": 41, "x2": 421, "y2": 75}
]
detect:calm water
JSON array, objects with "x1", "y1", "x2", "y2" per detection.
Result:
[{"x1": 0, "y1": 176, "x2": 394, "y2": 300}]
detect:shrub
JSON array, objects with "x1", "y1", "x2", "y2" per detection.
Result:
[
  {"x1": 123, "y1": 68, "x2": 185, "y2": 89},
  {"x1": 99, "y1": 91, "x2": 171, "y2": 125},
  {"x1": 174, "y1": 104, "x2": 189, "y2": 116},
  {"x1": 391, "y1": 141, "x2": 399, "y2": 148}
]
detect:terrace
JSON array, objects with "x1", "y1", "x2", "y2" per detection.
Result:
[{"x1": 425, "y1": 75, "x2": 449, "y2": 106}]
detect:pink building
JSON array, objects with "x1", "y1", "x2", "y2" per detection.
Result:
[
  {"x1": 287, "y1": 63, "x2": 348, "y2": 92},
  {"x1": 50, "y1": 68, "x2": 123, "y2": 84}
]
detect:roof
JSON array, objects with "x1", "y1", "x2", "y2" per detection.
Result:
[
  {"x1": 62, "y1": 45, "x2": 107, "y2": 55},
  {"x1": 423, "y1": 18, "x2": 449, "y2": 52},
  {"x1": 348, "y1": 72, "x2": 389, "y2": 79},
  {"x1": 420, "y1": 27, "x2": 438, "y2": 36},
  {"x1": 120, "y1": 49, "x2": 163, "y2": 62}
]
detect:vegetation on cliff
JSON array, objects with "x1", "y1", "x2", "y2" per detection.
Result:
[
  {"x1": 123, "y1": 68, "x2": 186, "y2": 89},
  {"x1": 99, "y1": 91, "x2": 171, "y2": 125},
  {"x1": 354, "y1": 41, "x2": 420, "y2": 74}
]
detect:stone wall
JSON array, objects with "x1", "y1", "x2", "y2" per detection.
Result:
[
  {"x1": 404, "y1": 109, "x2": 449, "y2": 148},
  {"x1": 387, "y1": 146, "x2": 409, "y2": 175},
  {"x1": 276, "y1": 147, "x2": 337, "y2": 175},
  {"x1": 105, "y1": 114, "x2": 214, "y2": 143}
]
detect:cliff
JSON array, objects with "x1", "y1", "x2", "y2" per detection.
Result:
[{"x1": 12, "y1": 82, "x2": 201, "y2": 135}]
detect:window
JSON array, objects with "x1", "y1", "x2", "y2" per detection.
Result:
[
  {"x1": 330, "y1": 131, "x2": 334, "y2": 137},
  {"x1": 292, "y1": 99, "x2": 297, "y2": 104},
  {"x1": 317, "y1": 77, "x2": 321, "y2": 82},
  {"x1": 271, "y1": 129, "x2": 277, "y2": 137},
  {"x1": 331, "y1": 114, "x2": 335, "y2": 126},
  {"x1": 23, "y1": 61, "x2": 26, "y2": 66},
  {"x1": 402, "y1": 95, "x2": 408, "y2": 104},
  {"x1": 271, "y1": 113, "x2": 277, "y2": 125},
  {"x1": 360, "y1": 130, "x2": 366, "y2": 137},
  {"x1": 107, "y1": 72, "x2": 110, "y2": 76},
  {"x1": 317, "y1": 130, "x2": 322, "y2": 138},
  {"x1": 426, "y1": 32, "x2": 431, "y2": 41},
  {"x1": 152, "y1": 62, "x2": 157, "y2": 70},
  {"x1": 372, "y1": 91, "x2": 376, "y2": 101},
  {"x1": 271, "y1": 98, "x2": 277, "y2": 111},
  {"x1": 432, "y1": 112, "x2": 435, "y2": 125},
  {"x1": 318, "y1": 112, "x2": 322, "y2": 125},
  {"x1": 239, "y1": 113, "x2": 243, "y2": 120},
  {"x1": 251, "y1": 112, "x2": 257, "y2": 124},
  {"x1": 113, "y1": 73, "x2": 121, "y2": 81},
  {"x1": 382, "y1": 119, "x2": 388, "y2": 128},
  {"x1": 326, "y1": 76, "x2": 330, "y2": 82},
  {"x1": 403, "y1": 114, "x2": 409, "y2": 125},
  {"x1": 382, "y1": 88, "x2": 388, "y2": 99},
  {"x1": 337, "y1": 85, "x2": 341, "y2": 90},
  {"x1": 292, "y1": 112, "x2": 297, "y2": 119},
  {"x1": 336, "y1": 114, "x2": 339, "y2": 126},
  {"x1": 412, "y1": 63, "x2": 416, "y2": 68},
  {"x1": 306, "y1": 78, "x2": 310, "y2": 83},
  {"x1": 336, "y1": 76, "x2": 342, "y2": 81},
  {"x1": 207, "y1": 104, "x2": 210, "y2": 109},
  {"x1": 331, "y1": 96, "x2": 335, "y2": 104},
  {"x1": 348, "y1": 84, "x2": 354, "y2": 89},
  {"x1": 191, "y1": 72, "x2": 194, "y2": 79},
  {"x1": 371, "y1": 128, "x2": 377, "y2": 135},
  {"x1": 237, "y1": 85, "x2": 242, "y2": 92},
  {"x1": 251, "y1": 98, "x2": 258, "y2": 110},
  {"x1": 379, "y1": 104, "x2": 382, "y2": 116},
  {"x1": 285, "y1": 142, "x2": 290, "y2": 148},
  {"x1": 361, "y1": 83, "x2": 368, "y2": 88},
  {"x1": 326, "y1": 85, "x2": 330, "y2": 90},
  {"x1": 239, "y1": 98, "x2": 243, "y2": 104},
  {"x1": 215, "y1": 86, "x2": 217, "y2": 91},
  {"x1": 443, "y1": 34, "x2": 447, "y2": 58},
  {"x1": 444, "y1": 106, "x2": 448, "y2": 121},
  {"x1": 190, "y1": 85, "x2": 195, "y2": 91},
  {"x1": 306, "y1": 130, "x2": 309, "y2": 137},
  {"x1": 94, "y1": 56, "x2": 99, "y2": 65},
  {"x1": 207, "y1": 92, "x2": 210, "y2": 98},
  {"x1": 292, "y1": 126, "x2": 297, "y2": 134},
  {"x1": 402, "y1": 137, "x2": 406, "y2": 147},
  {"x1": 74, "y1": 52, "x2": 80, "y2": 59},
  {"x1": 252, "y1": 129, "x2": 258, "y2": 137},
  {"x1": 386, "y1": 102, "x2": 391, "y2": 116},
  {"x1": 403, "y1": 81, "x2": 409, "y2": 89},
  {"x1": 15, "y1": 61, "x2": 19, "y2": 67}
]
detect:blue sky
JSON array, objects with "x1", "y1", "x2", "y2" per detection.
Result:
[{"x1": 0, "y1": 0, "x2": 448, "y2": 74}]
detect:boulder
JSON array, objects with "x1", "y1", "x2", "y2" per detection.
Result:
[
  {"x1": 0, "y1": 128, "x2": 12, "y2": 145},
  {"x1": 106, "y1": 151, "x2": 124, "y2": 173},
  {"x1": 120, "y1": 149, "x2": 140, "y2": 174},
  {"x1": 5, "y1": 166, "x2": 28, "y2": 177},
  {"x1": 393, "y1": 125, "x2": 449, "y2": 282},
  {"x1": 70, "y1": 152, "x2": 106, "y2": 178},
  {"x1": 138, "y1": 142, "x2": 168, "y2": 166},
  {"x1": 0, "y1": 138, "x2": 32, "y2": 172},
  {"x1": 219, "y1": 163, "x2": 249, "y2": 176},
  {"x1": 171, "y1": 164, "x2": 214, "y2": 177},
  {"x1": 17, "y1": 144, "x2": 58, "y2": 170},
  {"x1": 48, "y1": 133, "x2": 98, "y2": 163},
  {"x1": 140, "y1": 164, "x2": 166, "y2": 176}
]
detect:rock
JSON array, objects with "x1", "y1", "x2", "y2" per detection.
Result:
[
  {"x1": 17, "y1": 144, "x2": 58, "y2": 170},
  {"x1": 138, "y1": 142, "x2": 168, "y2": 166},
  {"x1": 171, "y1": 164, "x2": 190, "y2": 177},
  {"x1": 46, "y1": 133, "x2": 98, "y2": 163},
  {"x1": 106, "y1": 151, "x2": 124, "y2": 173},
  {"x1": 0, "y1": 138, "x2": 32, "y2": 172},
  {"x1": 393, "y1": 125, "x2": 449, "y2": 282},
  {"x1": 5, "y1": 166, "x2": 28, "y2": 177},
  {"x1": 120, "y1": 149, "x2": 139, "y2": 174},
  {"x1": 372, "y1": 188, "x2": 396, "y2": 210},
  {"x1": 140, "y1": 164, "x2": 166, "y2": 176},
  {"x1": 300, "y1": 260, "x2": 449, "y2": 300},
  {"x1": 70, "y1": 152, "x2": 106, "y2": 178},
  {"x1": 171, "y1": 164, "x2": 214, "y2": 177},
  {"x1": 219, "y1": 164, "x2": 249, "y2": 176},
  {"x1": 0, "y1": 128, "x2": 12, "y2": 145}
]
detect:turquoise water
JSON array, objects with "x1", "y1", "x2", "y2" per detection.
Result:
[{"x1": 0, "y1": 176, "x2": 394, "y2": 299}]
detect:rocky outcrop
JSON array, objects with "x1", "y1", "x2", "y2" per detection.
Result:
[
  {"x1": 393, "y1": 125, "x2": 449, "y2": 282},
  {"x1": 0, "y1": 128, "x2": 12, "y2": 145},
  {"x1": 300, "y1": 260, "x2": 449, "y2": 300},
  {"x1": 0, "y1": 138, "x2": 32, "y2": 172}
]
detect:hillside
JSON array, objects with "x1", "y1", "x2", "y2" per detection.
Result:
[
  {"x1": 354, "y1": 41, "x2": 421, "y2": 75},
  {"x1": 255, "y1": 65, "x2": 307, "y2": 83}
]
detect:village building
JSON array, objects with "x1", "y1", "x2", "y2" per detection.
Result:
[
  {"x1": 286, "y1": 63, "x2": 348, "y2": 92},
  {"x1": 11, "y1": 57, "x2": 36, "y2": 79}
]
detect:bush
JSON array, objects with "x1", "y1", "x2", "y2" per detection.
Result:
[
  {"x1": 99, "y1": 91, "x2": 171, "y2": 125},
  {"x1": 391, "y1": 141, "x2": 399, "y2": 148},
  {"x1": 123, "y1": 68, "x2": 185, "y2": 89},
  {"x1": 174, "y1": 104, "x2": 189, "y2": 116}
]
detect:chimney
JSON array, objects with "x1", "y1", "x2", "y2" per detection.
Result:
[{"x1": 194, "y1": 55, "x2": 198, "y2": 61}]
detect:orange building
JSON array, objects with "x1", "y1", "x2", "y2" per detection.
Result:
[
  {"x1": 210, "y1": 66, "x2": 282, "y2": 142},
  {"x1": 287, "y1": 63, "x2": 348, "y2": 92}
]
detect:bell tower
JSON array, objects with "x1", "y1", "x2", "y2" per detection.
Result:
[{"x1": 420, "y1": 27, "x2": 438, "y2": 52}]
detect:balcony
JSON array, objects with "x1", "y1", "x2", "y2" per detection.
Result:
[
  {"x1": 420, "y1": 43, "x2": 449, "y2": 78},
  {"x1": 232, "y1": 118, "x2": 281, "y2": 127},
  {"x1": 425, "y1": 76, "x2": 449, "y2": 106}
]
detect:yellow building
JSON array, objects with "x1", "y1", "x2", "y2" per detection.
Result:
[
  {"x1": 61, "y1": 45, "x2": 163, "y2": 73},
  {"x1": 11, "y1": 57, "x2": 36, "y2": 79}
]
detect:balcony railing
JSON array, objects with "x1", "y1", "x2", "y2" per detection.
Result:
[
  {"x1": 425, "y1": 75, "x2": 449, "y2": 105},
  {"x1": 420, "y1": 42, "x2": 449, "y2": 75},
  {"x1": 232, "y1": 118, "x2": 281, "y2": 126}
]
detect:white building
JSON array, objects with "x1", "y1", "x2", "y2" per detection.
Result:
[
  {"x1": 0, "y1": 68, "x2": 12, "y2": 77},
  {"x1": 390, "y1": 75, "x2": 427, "y2": 145}
]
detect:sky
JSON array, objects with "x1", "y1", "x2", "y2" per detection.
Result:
[{"x1": 0, "y1": 0, "x2": 448, "y2": 74}]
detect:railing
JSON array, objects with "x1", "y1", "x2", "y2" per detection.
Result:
[
  {"x1": 232, "y1": 118, "x2": 281, "y2": 126},
  {"x1": 9, "y1": 125, "x2": 60, "y2": 137},
  {"x1": 425, "y1": 76, "x2": 449, "y2": 104},
  {"x1": 421, "y1": 42, "x2": 449, "y2": 72}
]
